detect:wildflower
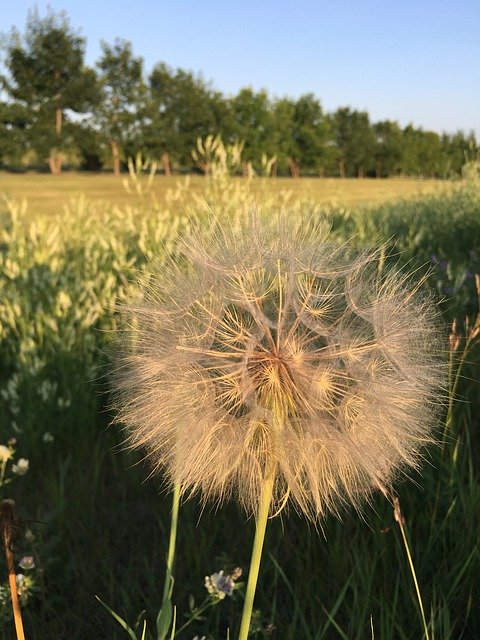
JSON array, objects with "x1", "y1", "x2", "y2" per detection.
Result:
[
  {"x1": 18, "y1": 556, "x2": 35, "y2": 571},
  {"x1": 42, "y1": 432, "x2": 55, "y2": 443},
  {"x1": 205, "y1": 567, "x2": 242, "y2": 599},
  {"x1": 113, "y1": 213, "x2": 444, "y2": 519},
  {"x1": 15, "y1": 574, "x2": 33, "y2": 605},
  {"x1": 0, "y1": 446, "x2": 11, "y2": 463},
  {"x1": 12, "y1": 459, "x2": 29, "y2": 476}
]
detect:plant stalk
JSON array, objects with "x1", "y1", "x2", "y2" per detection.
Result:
[
  {"x1": 162, "y1": 482, "x2": 181, "y2": 606},
  {"x1": 237, "y1": 461, "x2": 276, "y2": 640}
]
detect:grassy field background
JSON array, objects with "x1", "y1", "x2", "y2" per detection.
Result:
[
  {"x1": 0, "y1": 172, "x2": 452, "y2": 216},
  {"x1": 0, "y1": 168, "x2": 479, "y2": 639}
]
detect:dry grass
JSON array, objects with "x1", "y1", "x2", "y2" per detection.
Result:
[{"x1": 0, "y1": 172, "x2": 452, "y2": 217}]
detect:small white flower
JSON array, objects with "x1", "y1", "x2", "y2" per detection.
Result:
[
  {"x1": 42, "y1": 432, "x2": 54, "y2": 443},
  {"x1": 12, "y1": 458, "x2": 29, "y2": 475}
]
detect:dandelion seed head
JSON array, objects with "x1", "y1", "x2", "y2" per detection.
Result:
[{"x1": 113, "y1": 212, "x2": 445, "y2": 519}]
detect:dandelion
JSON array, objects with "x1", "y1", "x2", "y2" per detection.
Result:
[
  {"x1": 11, "y1": 459, "x2": 29, "y2": 476},
  {"x1": 113, "y1": 212, "x2": 444, "y2": 638}
]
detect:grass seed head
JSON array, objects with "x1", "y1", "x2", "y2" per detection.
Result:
[{"x1": 113, "y1": 212, "x2": 445, "y2": 519}]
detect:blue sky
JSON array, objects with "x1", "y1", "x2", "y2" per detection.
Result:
[{"x1": 3, "y1": 1, "x2": 479, "y2": 136}]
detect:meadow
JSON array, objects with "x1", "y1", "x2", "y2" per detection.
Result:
[
  {"x1": 0, "y1": 171, "x2": 451, "y2": 217},
  {"x1": 0, "y1": 156, "x2": 479, "y2": 640}
]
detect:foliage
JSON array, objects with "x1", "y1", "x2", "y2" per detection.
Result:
[
  {"x1": 94, "y1": 38, "x2": 146, "y2": 175},
  {"x1": 1, "y1": 7, "x2": 97, "y2": 173}
]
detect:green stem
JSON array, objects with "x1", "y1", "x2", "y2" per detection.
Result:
[
  {"x1": 394, "y1": 497, "x2": 430, "y2": 640},
  {"x1": 162, "y1": 482, "x2": 181, "y2": 606},
  {"x1": 237, "y1": 462, "x2": 276, "y2": 640},
  {"x1": 173, "y1": 599, "x2": 214, "y2": 637}
]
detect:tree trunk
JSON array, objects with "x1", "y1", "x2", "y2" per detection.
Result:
[
  {"x1": 288, "y1": 158, "x2": 300, "y2": 178},
  {"x1": 271, "y1": 160, "x2": 278, "y2": 177},
  {"x1": 338, "y1": 159, "x2": 346, "y2": 179},
  {"x1": 56, "y1": 106, "x2": 62, "y2": 136},
  {"x1": 162, "y1": 152, "x2": 172, "y2": 176},
  {"x1": 241, "y1": 161, "x2": 250, "y2": 177},
  {"x1": 375, "y1": 160, "x2": 382, "y2": 178},
  {"x1": 318, "y1": 167, "x2": 325, "y2": 178},
  {"x1": 358, "y1": 167, "x2": 364, "y2": 179},
  {"x1": 111, "y1": 140, "x2": 121, "y2": 176},
  {"x1": 48, "y1": 152, "x2": 63, "y2": 175}
]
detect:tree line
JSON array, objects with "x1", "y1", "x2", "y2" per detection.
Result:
[{"x1": 1, "y1": 8, "x2": 478, "y2": 177}]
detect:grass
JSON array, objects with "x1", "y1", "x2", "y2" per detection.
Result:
[
  {"x1": 0, "y1": 169, "x2": 479, "y2": 639},
  {"x1": 0, "y1": 171, "x2": 453, "y2": 217}
]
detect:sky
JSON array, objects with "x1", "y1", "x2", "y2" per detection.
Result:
[{"x1": 2, "y1": 0, "x2": 479, "y2": 136}]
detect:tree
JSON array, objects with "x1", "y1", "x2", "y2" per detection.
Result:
[
  {"x1": 271, "y1": 97, "x2": 296, "y2": 175},
  {"x1": 290, "y1": 94, "x2": 330, "y2": 177},
  {"x1": 333, "y1": 107, "x2": 375, "y2": 177},
  {"x1": 2, "y1": 7, "x2": 97, "y2": 173},
  {"x1": 146, "y1": 63, "x2": 230, "y2": 173},
  {"x1": 373, "y1": 120, "x2": 404, "y2": 177},
  {"x1": 0, "y1": 101, "x2": 29, "y2": 167},
  {"x1": 95, "y1": 39, "x2": 146, "y2": 175},
  {"x1": 228, "y1": 88, "x2": 274, "y2": 173}
]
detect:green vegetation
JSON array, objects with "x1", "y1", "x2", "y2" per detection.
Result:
[
  {"x1": 1, "y1": 8, "x2": 478, "y2": 177},
  {"x1": 0, "y1": 156, "x2": 479, "y2": 638}
]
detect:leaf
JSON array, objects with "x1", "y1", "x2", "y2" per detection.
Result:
[
  {"x1": 156, "y1": 597, "x2": 173, "y2": 640},
  {"x1": 95, "y1": 595, "x2": 139, "y2": 640}
]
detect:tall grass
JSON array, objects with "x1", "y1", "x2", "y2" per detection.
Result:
[{"x1": 0, "y1": 164, "x2": 478, "y2": 639}]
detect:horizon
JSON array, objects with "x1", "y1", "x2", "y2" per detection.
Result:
[{"x1": 2, "y1": 0, "x2": 479, "y2": 137}]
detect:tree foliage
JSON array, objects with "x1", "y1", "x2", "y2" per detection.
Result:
[{"x1": 2, "y1": 7, "x2": 97, "y2": 173}]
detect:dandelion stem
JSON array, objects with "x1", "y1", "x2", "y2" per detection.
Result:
[
  {"x1": 238, "y1": 460, "x2": 276, "y2": 640},
  {"x1": 162, "y1": 482, "x2": 181, "y2": 606}
]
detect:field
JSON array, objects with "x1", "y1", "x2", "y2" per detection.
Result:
[
  {"x1": 0, "y1": 165, "x2": 479, "y2": 640},
  {"x1": 0, "y1": 172, "x2": 452, "y2": 216}
]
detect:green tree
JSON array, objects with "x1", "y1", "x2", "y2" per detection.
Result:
[
  {"x1": 228, "y1": 88, "x2": 274, "y2": 173},
  {"x1": 333, "y1": 107, "x2": 375, "y2": 177},
  {"x1": 146, "y1": 62, "x2": 227, "y2": 173},
  {"x1": 401, "y1": 126, "x2": 442, "y2": 177},
  {"x1": 2, "y1": 7, "x2": 97, "y2": 173},
  {"x1": 0, "y1": 101, "x2": 29, "y2": 167},
  {"x1": 289, "y1": 93, "x2": 330, "y2": 177},
  {"x1": 271, "y1": 97, "x2": 296, "y2": 175},
  {"x1": 95, "y1": 38, "x2": 146, "y2": 175},
  {"x1": 440, "y1": 131, "x2": 478, "y2": 178},
  {"x1": 373, "y1": 120, "x2": 404, "y2": 177}
]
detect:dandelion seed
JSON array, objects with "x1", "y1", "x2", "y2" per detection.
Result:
[{"x1": 114, "y1": 212, "x2": 444, "y2": 519}]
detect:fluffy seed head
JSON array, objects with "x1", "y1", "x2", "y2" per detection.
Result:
[{"x1": 113, "y1": 213, "x2": 445, "y2": 519}]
